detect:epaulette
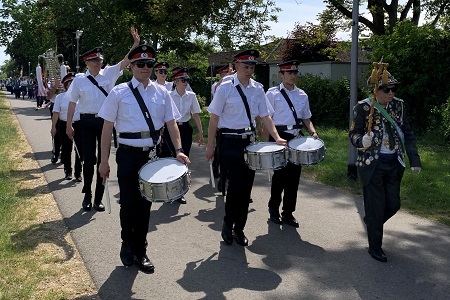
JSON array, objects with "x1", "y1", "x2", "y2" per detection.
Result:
[
  {"x1": 393, "y1": 96, "x2": 404, "y2": 103},
  {"x1": 358, "y1": 99, "x2": 369, "y2": 105},
  {"x1": 267, "y1": 86, "x2": 279, "y2": 92}
]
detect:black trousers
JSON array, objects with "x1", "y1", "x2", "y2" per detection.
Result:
[
  {"x1": 50, "y1": 104, "x2": 62, "y2": 158},
  {"x1": 361, "y1": 159, "x2": 404, "y2": 250},
  {"x1": 36, "y1": 96, "x2": 45, "y2": 107},
  {"x1": 116, "y1": 147, "x2": 152, "y2": 257},
  {"x1": 57, "y1": 120, "x2": 83, "y2": 176},
  {"x1": 220, "y1": 136, "x2": 255, "y2": 231},
  {"x1": 161, "y1": 122, "x2": 193, "y2": 157},
  {"x1": 79, "y1": 115, "x2": 104, "y2": 202},
  {"x1": 268, "y1": 132, "x2": 302, "y2": 216}
]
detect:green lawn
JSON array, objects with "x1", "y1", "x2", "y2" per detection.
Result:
[{"x1": 195, "y1": 109, "x2": 450, "y2": 226}]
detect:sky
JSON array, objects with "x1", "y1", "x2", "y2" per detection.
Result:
[{"x1": 0, "y1": 0, "x2": 347, "y2": 65}]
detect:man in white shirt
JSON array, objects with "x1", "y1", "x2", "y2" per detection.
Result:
[
  {"x1": 98, "y1": 44, "x2": 190, "y2": 273},
  {"x1": 265, "y1": 60, "x2": 318, "y2": 228},
  {"x1": 206, "y1": 49, "x2": 286, "y2": 246},
  {"x1": 65, "y1": 27, "x2": 140, "y2": 211}
]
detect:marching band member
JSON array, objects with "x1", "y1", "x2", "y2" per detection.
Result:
[
  {"x1": 161, "y1": 68, "x2": 203, "y2": 204},
  {"x1": 153, "y1": 62, "x2": 172, "y2": 90},
  {"x1": 98, "y1": 44, "x2": 189, "y2": 273},
  {"x1": 349, "y1": 67, "x2": 421, "y2": 262},
  {"x1": 65, "y1": 27, "x2": 140, "y2": 211},
  {"x1": 265, "y1": 60, "x2": 318, "y2": 228},
  {"x1": 206, "y1": 49, "x2": 285, "y2": 246},
  {"x1": 51, "y1": 72, "x2": 83, "y2": 182}
]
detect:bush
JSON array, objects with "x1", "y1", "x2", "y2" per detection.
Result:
[
  {"x1": 442, "y1": 96, "x2": 450, "y2": 140},
  {"x1": 297, "y1": 75, "x2": 368, "y2": 129}
]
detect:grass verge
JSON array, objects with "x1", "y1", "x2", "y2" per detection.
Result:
[{"x1": 0, "y1": 94, "x2": 97, "y2": 299}]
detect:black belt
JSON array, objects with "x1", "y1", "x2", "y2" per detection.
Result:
[
  {"x1": 119, "y1": 132, "x2": 151, "y2": 139},
  {"x1": 221, "y1": 133, "x2": 252, "y2": 140},
  {"x1": 275, "y1": 124, "x2": 301, "y2": 131},
  {"x1": 80, "y1": 113, "x2": 100, "y2": 118},
  {"x1": 220, "y1": 128, "x2": 253, "y2": 134},
  {"x1": 118, "y1": 143, "x2": 154, "y2": 152},
  {"x1": 177, "y1": 121, "x2": 190, "y2": 126},
  {"x1": 378, "y1": 153, "x2": 397, "y2": 162}
]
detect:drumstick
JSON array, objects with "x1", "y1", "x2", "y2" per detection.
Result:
[
  {"x1": 268, "y1": 170, "x2": 271, "y2": 182},
  {"x1": 73, "y1": 142, "x2": 83, "y2": 166},
  {"x1": 104, "y1": 178, "x2": 112, "y2": 214},
  {"x1": 209, "y1": 160, "x2": 216, "y2": 188}
]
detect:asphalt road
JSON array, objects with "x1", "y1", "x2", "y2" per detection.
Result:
[{"x1": 6, "y1": 91, "x2": 450, "y2": 300}]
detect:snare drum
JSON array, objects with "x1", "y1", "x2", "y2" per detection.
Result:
[
  {"x1": 245, "y1": 142, "x2": 287, "y2": 170},
  {"x1": 138, "y1": 158, "x2": 190, "y2": 202},
  {"x1": 287, "y1": 137, "x2": 326, "y2": 165}
]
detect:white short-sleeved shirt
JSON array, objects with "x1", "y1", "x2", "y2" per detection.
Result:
[
  {"x1": 98, "y1": 77, "x2": 181, "y2": 148},
  {"x1": 53, "y1": 92, "x2": 81, "y2": 121},
  {"x1": 170, "y1": 89, "x2": 201, "y2": 122},
  {"x1": 207, "y1": 73, "x2": 272, "y2": 129},
  {"x1": 65, "y1": 62, "x2": 122, "y2": 114},
  {"x1": 155, "y1": 80, "x2": 173, "y2": 91},
  {"x1": 266, "y1": 83, "x2": 312, "y2": 127},
  {"x1": 211, "y1": 75, "x2": 234, "y2": 97}
]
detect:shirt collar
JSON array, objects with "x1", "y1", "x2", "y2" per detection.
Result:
[
  {"x1": 233, "y1": 73, "x2": 256, "y2": 89},
  {"x1": 131, "y1": 77, "x2": 152, "y2": 89},
  {"x1": 280, "y1": 82, "x2": 298, "y2": 92}
]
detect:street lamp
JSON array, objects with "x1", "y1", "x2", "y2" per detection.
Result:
[
  {"x1": 28, "y1": 62, "x2": 30, "y2": 76},
  {"x1": 75, "y1": 30, "x2": 83, "y2": 73}
]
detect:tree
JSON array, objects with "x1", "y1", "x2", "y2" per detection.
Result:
[
  {"x1": 281, "y1": 22, "x2": 339, "y2": 62},
  {"x1": 0, "y1": 0, "x2": 281, "y2": 73},
  {"x1": 323, "y1": 0, "x2": 449, "y2": 35},
  {"x1": 367, "y1": 21, "x2": 450, "y2": 131}
]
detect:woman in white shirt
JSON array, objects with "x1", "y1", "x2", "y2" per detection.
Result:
[{"x1": 51, "y1": 73, "x2": 83, "y2": 181}]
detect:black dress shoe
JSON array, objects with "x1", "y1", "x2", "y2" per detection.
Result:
[
  {"x1": 176, "y1": 197, "x2": 187, "y2": 204},
  {"x1": 368, "y1": 248, "x2": 387, "y2": 262},
  {"x1": 282, "y1": 215, "x2": 299, "y2": 228},
  {"x1": 51, "y1": 154, "x2": 58, "y2": 164},
  {"x1": 64, "y1": 172, "x2": 72, "y2": 180},
  {"x1": 249, "y1": 198, "x2": 253, "y2": 203},
  {"x1": 135, "y1": 255, "x2": 155, "y2": 273},
  {"x1": 93, "y1": 202, "x2": 105, "y2": 211},
  {"x1": 75, "y1": 175, "x2": 82, "y2": 182},
  {"x1": 233, "y1": 230, "x2": 248, "y2": 246},
  {"x1": 269, "y1": 208, "x2": 283, "y2": 224},
  {"x1": 120, "y1": 242, "x2": 134, "y2": 266},
  {"x1": 82, "y1": 194, "x2": 92, "y2": 211},
  {"x1": 221, "y1": 222, "x2": 233, "y2": 245}
]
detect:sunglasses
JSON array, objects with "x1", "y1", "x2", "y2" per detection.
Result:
[
  {"x1": 381, "y1": 86, "x2": 397, "y2": 93},
  {"x1": 178, "y1": 78, "x2": 190, "y2": 83},
  {"x1": 157, "y1": 70, "x2": 168, "y2": 74},
  {"x1": 135, "y1": 62, "x2": 154, "y2": 68}
]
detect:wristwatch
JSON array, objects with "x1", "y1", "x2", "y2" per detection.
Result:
[{"x1": 176, "y1": 148, "x2": 184, "y2": 154}]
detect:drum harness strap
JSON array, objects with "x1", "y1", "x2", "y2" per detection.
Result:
[
  {"x1": 233, "y1": 79, "x2": 256, "y2": 144},
  {"x1": 279, "y1": 86, "x2": 304, "y2": 136},
  {"x1": 127, "y1": 81, "x2": 161, "y2": 147},
  {"x1": 86, "y1": 75, "x2": 118, "y2": 147}
]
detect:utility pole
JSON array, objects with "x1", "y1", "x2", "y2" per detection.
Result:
[
  {"x1": 348, "y1": 0, "x2": 359, "y2": 180},
  {"x1": 75, "y1": 30, "x2": 83, "y2": 73}
]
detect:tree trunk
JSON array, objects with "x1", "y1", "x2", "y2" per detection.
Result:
[{"x1": 368, "y1": 0, "x2": 386, "y2": 35}]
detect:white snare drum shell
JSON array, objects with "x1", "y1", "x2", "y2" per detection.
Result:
[
  {"x1": 245, "y1": 142, "x2": 287, "y2": 170},
  {"x1": 287, "y1": 137, "x2": 326, "y2": 165},
  {"x1": 138, "y1": 158, "x2": 190, "y2": 202}
]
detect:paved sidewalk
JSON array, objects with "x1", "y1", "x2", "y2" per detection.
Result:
[{"x1": 6, "y1": 91, "x2": 450, "y2": 300}]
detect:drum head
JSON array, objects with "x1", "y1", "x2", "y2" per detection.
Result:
[
  {"x1": 288, "y1": 137, "x2": 324, "y2": 151},
  {"x1": 246, "y1": 142, "x2": 285, "y2": 153},
  {"x1": 139, "y1": 158, "x2": 187, "y2": 183}
]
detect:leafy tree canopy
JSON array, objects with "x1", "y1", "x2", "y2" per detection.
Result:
[{"x1": 322, "y1": 0, "x2": 450, "y2": 36}]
